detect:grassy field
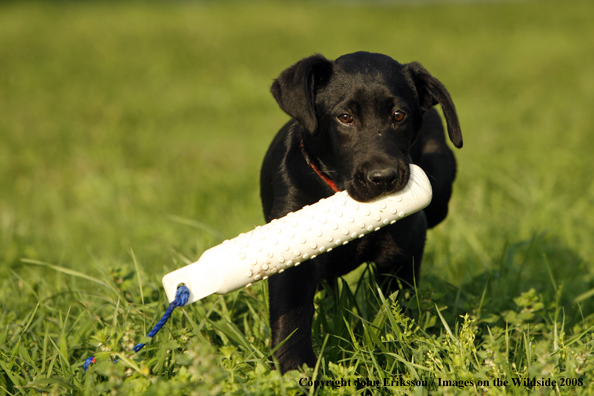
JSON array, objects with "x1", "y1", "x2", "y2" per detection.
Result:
[{"x1": 1, "y1": 0, "x2": 594, "y2": 394}]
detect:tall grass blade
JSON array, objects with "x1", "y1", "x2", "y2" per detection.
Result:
[{"x1": 21, "y1": 259, "x2": 112, "y2": 290}]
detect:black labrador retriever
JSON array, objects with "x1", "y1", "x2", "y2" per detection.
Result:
[{"x1": 260, "y1": 51, "x2": 462, "y2": 373}]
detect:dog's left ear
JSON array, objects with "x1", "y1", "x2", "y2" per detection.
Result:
[
  {"x1": 404, "y1": 62, "x2": 463, "y2": 148},
  {"x1": 271, "y1": 54, "x2": 333, "y2": 134}
]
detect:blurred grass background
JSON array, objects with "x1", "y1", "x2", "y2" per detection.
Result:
[
  {"x1": 2, "y1": 0, "x2": 593, "y2": 292},
  {"x1": 1, "y1": 0, "x2": 594, "y2": 394}
]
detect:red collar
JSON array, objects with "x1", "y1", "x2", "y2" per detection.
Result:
[{"x1": 299, "y1": 137, "x2": 340, "y2": 193}]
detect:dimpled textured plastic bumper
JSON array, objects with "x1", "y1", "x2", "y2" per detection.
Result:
[{"x1": 162, "y1": 164, "x2": 432, "y2": 305}]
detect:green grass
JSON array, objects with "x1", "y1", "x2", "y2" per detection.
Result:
[{"x1": 1, "y1": 0, "x2": 594, "y2": 394}]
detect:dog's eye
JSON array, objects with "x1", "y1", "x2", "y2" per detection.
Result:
[
  {"x1": 392, "y1": 111, "x2": 406, "y2": 122},
  {"x1": 337, "y1": 114, "x2": 354, "y2": 125}
]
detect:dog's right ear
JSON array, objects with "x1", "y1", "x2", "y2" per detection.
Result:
[{"x1": 271, "y1": 54, "x2": 333, "y2": 134}]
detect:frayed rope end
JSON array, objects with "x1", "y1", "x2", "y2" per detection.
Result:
[
  {"x1": 84, "y1": 285, "x2": 190, "y2": 371},
  {"x1": 83, "y1": 357, "x2": 96, "y2": 371}
]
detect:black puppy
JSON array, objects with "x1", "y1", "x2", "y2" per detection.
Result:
[{"x1": 260, "y1": 51, "x2": 462, "y2": 373}]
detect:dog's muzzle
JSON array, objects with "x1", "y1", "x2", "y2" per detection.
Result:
[
  {"x1": 367, "y1": 167, "x2": 399, "y2": 190},
  {"x1": 348, "y1": 162, "x2": 410, "y2": 202}
]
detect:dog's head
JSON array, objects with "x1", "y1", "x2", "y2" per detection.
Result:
[{"x1": 271, "y1": 52, "x2": 462, "y2": 202}]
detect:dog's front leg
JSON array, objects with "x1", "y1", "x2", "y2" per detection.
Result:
[{"x1": 268, "y1": 260, "x2": 319, "y2": 373}]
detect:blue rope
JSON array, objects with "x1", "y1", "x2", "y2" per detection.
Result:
[
  {"x1": 84, "y1": 285, "x2": 190, "y2": 371},
  {"x1": 83, "y1": 357, "x2": 96, "y2": 371},
  {"x1": 133, "y1": 285, "x2": 190, "y2": 352}
]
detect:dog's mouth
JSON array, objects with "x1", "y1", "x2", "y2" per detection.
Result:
[{"x1": 345, "y1": 163, "x2": 411, "y2": 202}]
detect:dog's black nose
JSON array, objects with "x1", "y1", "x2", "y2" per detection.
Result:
[{"x1": 367, "y1": 168, "x2": 398, "y2": 188}]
